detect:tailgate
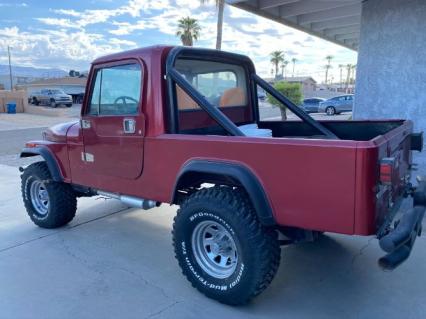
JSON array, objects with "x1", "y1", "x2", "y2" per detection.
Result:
[{"x1": 374, "y1": 120, "x2": 413, "y2": 230}]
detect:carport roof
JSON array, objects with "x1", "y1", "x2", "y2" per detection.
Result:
[{"x1": 226, "y1": 0, "x2": 361, "y2": 51}]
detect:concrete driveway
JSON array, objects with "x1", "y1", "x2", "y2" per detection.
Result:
[{"x1": 1, "y1": 164, "x2": 426, "y2": 319}]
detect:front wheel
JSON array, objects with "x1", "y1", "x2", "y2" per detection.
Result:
[
  {"x1": 172, "y1": 187, "x2": 280, "y2": 305},
  {"x1": 21, "y1": 162, "x2": 77, "y2": 228},
  {"x1": 50, "y1": 99, "x2": 57, "y2": 108}
]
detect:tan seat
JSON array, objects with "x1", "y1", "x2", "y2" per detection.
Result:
[
  {"x1": 176, "y1": 86, "x2": 199, "y2": 110},
  {"x1": 219, "y1": 87, "x2": 245, "y2": 107}
]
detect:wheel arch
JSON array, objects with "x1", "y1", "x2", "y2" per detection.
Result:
[
  {"x1": 20, "y1": 147, "x2": 63, "y2": 182},
  {"x1": 172, "y1": 160, "x2": 276, "y2": 226}
]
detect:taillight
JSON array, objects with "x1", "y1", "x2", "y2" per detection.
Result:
[
  {"x1": 380, "y1": 157, "x2": 395, "y2": 185},
  {"x1": 25, "y1": 142, "x2": 38, "y2": 148}
]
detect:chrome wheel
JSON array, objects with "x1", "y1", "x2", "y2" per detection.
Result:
[
  {"x1": 30, "y1": 180, "x2": 49, "y2": 216},
  {"x1": 191, "y1": 220, "x2": 238, "y2": 279}
]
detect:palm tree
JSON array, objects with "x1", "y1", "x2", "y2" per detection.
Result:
[
  {"x1": 325, "y1": 55, "x2": 333, "y2": 84},
  {"x1": 176, "y1": 17, "x2": 201, "y2": 46},
  {"x1": 338, "y1": 64, "x2": 344, "y2": 89},
  {"x1": 324, "y1": 64, "x2": 332, "y2": 85},
  {"x1": 200, "y1": 0, "x2": 224, "y2": 50},
  {"x1": 291, "y1": 58, "x2": 297, "y2": 77},
  {"x1": 345, "y1": 64, "x2": 352, "y2": 93},
  {"x1": 281, "y1": 60, "x2": 289, "y2": 78},
  {"x1": 270, "y1": 51, "x2": 285, "y2": 79}
]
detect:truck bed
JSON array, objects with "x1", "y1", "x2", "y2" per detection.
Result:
[
  {"x1": 258, "y1": 119, "x2": 405, "y2": 141},
  {"x1": 182, "y1": 118, "x2": 405, "y2": 141}
]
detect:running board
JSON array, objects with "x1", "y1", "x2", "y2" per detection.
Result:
[{"x1": 97, "y1": 190, "x2": 158, "y2": 210}]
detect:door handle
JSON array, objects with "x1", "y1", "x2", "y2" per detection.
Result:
[
  {"x1": 123, "y1": 118, "x2": 136, "y2": 134},
  {"x1": 81, "y1": 119, "x2": 91, "y2": 129}
]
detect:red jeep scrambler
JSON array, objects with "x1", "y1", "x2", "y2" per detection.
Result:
[{"x1": 20, "y1": 46, "x2": 425, "y2": 305}]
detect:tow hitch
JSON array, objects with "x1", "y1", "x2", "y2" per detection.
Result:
[{"x1": 378, "y1": 179, "x2": 426, "y2": 270}]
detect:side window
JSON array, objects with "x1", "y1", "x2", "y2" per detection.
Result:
[
  {"x1": 88, "y1": 63, "x2": 142, "y2": 116},
  {"x1": 174, "y1": 59, "x2": 247, "y2": 110}
]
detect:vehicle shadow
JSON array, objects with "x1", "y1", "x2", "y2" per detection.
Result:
[
  {"x1": 44, "y1": 203, "x2": 425, "y2": 319},
  {"x1": 82, "y1": 207, "x2": 369, "y2": 314}
]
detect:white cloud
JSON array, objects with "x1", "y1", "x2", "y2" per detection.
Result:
[
  {"x1": 0, "y1": 2, "x2": 28, "y2": 7},
  {"x1": 36, "y1": 18, "x2": 81, "y2": 29},
  {"x1": 52, "y1": 9, "x2": 81, "y2": 17},
  {"x1": 1, "y1": 0, "x2": 357, "y2": 80},
  {"x1": 109, "y1": 38, "x2": 137, "y2": 46},
  {"x1": 48, "y1": 0, "x2": 173, "y2": 28},
  {"x1": 0, "y1": 26, "x2": 135, "y2": 70},
  {"x1": 109, "y1": 21, "x2": 146, "y2": 36}
]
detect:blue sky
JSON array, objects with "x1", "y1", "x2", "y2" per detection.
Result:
[{"x1": 0, "y1": 0, "x2": 357, "y2": 82}]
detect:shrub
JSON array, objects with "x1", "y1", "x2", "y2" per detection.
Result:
[
  {"x1": 267, "y1": 81, "x2": 303, "y2": 107},
  {"x1": 267, "y1": 81, "x2": 303, "y2": 120}
]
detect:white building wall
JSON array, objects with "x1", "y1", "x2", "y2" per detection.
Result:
[{"x1": 354, "y1": 0, "x2": 426, "y2": 173}]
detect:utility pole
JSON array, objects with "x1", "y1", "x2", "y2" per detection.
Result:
[{"x1": 8, "y1": 46, "x2": 13, "y2": 91}]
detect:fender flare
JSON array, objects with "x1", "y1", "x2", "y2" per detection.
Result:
[
  {"x1": 173, "y1": 160, "x2": 276, "y2": 226},
  {"x1": 20, "y1": 147, "x2": 63, "y2": 182}
]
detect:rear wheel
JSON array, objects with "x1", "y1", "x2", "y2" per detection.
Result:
[
  {"x1": 21, "y1": 162, "x2": 77, "y2": 228},
  {"x1": 32, "y1": 97, "x2": 39, "y2": 106},
  {"x1": 325, "y1": 106, "x2": 336, "y2": 116},
  {"x1": 66, "y1": 104, "x2": 72, "y2": 108},
  {"x1": 172, "y1": 187, "x2": 280, "y2": 305}
]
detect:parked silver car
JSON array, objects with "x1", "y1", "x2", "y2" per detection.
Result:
[
  {"x1": 318, "y1": 94, "x2": 354, "y2": 115},
  {"x1": 30, "y1": 89, "x2": 73, "y2": 108},
  {"x1": 301, "y1": 97, "x2": 325, "y2": 113}
]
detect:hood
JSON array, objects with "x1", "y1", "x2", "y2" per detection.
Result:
[{"x1": 43, "y1": 121, "x2": 79, "y2": 143}]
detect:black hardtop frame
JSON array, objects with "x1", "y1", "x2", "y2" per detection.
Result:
[{"x1": 165, "y1": 46, "x2": 338, "y2": 139}]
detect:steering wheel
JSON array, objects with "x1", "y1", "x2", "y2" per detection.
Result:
[{"x1": 114, "y1": 96, "x2": 138, "y2": 105}]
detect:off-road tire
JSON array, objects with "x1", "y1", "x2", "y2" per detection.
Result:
[
  {"x1": 21, "y1": 161, "x2": 77, "y2": 228},
  {"x1": 172, "y1": 186, "x2": 280, "y2": 305}
]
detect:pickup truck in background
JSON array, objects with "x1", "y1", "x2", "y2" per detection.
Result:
[
  {"x1": 19, "y1": 46, "x2": 425, "y2": 305},
  {"x1": 29, "y1": 88, "x2": 73, "y2": 108}
]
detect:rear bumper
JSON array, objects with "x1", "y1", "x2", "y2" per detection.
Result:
[{"x1": 377, "y1": 180, "x2": 426, "y2": 269}]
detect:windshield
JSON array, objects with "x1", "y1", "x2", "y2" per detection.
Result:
[{"x1": 48, "y1": 89, "x2": 65, "y2": 94}]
